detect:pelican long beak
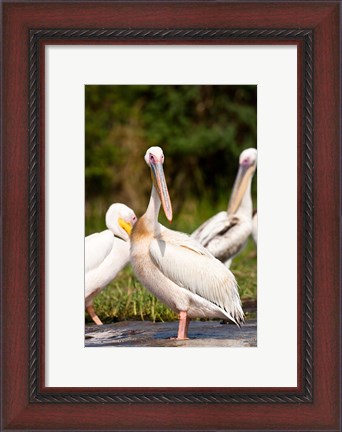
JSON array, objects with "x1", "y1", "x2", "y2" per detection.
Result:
[
  {"x1": 227, "y1": 163, "x2": 256, "y2": 215},
  {"x1": 118, "y1": 218, "x2": 133, "y2": 236},
  {"x1": 150, "y1": 162, "x2": 173, "y2": 222}
]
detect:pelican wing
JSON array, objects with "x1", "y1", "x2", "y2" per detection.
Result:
[
  {"x1": 158, "y1": 225, "x2": 214, "y2": 257},
  {"x1": 85, "y1": 230, "x2": 114, "y2": 273},
  {"x1": 191, "y1": 211, "x2": 239, "y2": 247},
  {"x1": 150, "y1": 230, "x2": 243, "y2": 324},
  {"x1": 252, "y1": 212, "x2": 258, "y2": 245}
]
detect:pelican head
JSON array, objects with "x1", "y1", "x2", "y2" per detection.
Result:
[
  {"x1": 105, "y1": 203, "x2": 137, "y2": 241},
  {"x1": 145, "y1": 146, "x2": 173, "y2": 222},
  {"x1": 227, "y1": 148, "x2": 257, "y2": 214}
]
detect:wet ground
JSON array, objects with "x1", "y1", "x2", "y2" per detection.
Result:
[{"x1": 85, "y1": 319, "x2": 257, "y2": 347}]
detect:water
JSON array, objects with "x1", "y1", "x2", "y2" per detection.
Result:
[{"x1": 85, "y1": 319, "x2": 257, "y2": 347}]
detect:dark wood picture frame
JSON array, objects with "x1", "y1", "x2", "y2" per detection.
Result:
[{"x1": 2, "y1": 2, "x2": 340, "y2": 431}]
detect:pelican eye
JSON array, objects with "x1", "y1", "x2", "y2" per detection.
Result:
[{"x1": 241, "y1": 158, "x2": 250, "y2": 166}]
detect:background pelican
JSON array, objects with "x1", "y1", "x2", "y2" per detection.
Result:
[
  {"x1": 85, "y1": 203, "x2": 137, "y2": 325},
  {"x1": 252, "y1": 210, "x2": 257, "y2": 245},
  {"x1": 191, "y1": 148, "x2": 257, "y2": 267},
  {"x1": 130, "y1": 147, "x2": 244, "y2": 339}
]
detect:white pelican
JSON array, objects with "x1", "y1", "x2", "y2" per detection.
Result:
[
  {"x1": 252, "y1": 210, "x2": 257, "y2": 245},
  {"x1": 85, "y1": 203, "x2": 137, "y2": 325},
  {"x1": 130, "y1": 147, "x2": 244, "y2": 340},
  {"x1": 191, "y1": 148, "x2": 257, "y2": 267}
]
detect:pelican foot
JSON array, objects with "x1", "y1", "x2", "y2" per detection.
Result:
[{"x1": 169, "y1": 336, "x2": 190, "y2": 341}]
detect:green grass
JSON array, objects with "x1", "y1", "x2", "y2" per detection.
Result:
[
  {"x1": 88, "y1": 266, "x2": 178, "y2": 323},
  {"x1": 85, "y1": 195, "x2": 257, "y2": 323}
]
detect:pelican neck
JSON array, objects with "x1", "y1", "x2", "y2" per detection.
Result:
[{"x1": 144, "y1": 185, "x2": 162, "y2": 232}]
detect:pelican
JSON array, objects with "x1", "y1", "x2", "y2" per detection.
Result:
[
  {"x1": 191, "y1": 148, "x2": 257, "y2": 267},
  {"x1": 130, "y1": 147, "x2": 244, "y2": 340},
  {"x1": 252, "y1": 210, "x2": 257, "y2": 245},
  {"x1": 85, "y1": 203, "x2": 137, "y2": 325}
]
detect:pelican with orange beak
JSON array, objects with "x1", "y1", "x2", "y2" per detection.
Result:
[
  {"x1": 130, "y1": 147, "x2": 244, "y2": 339},
  {"x1": 192, "y1": 148, "x2": 257, "y2": 267}
]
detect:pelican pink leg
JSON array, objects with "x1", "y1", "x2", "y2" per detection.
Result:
[
  {"x1": 87, "y1": 304, "x2": 103, "y2": 326},
  {"x1": 177, "y1": 311, "x2": 190, "y2": 340}
]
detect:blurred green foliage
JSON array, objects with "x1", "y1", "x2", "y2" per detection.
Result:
[{"x1": 85, "y1": 85, "x2": 257, "y2": 233}]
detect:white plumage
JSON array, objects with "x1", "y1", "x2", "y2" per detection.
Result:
[
  {"x1": 130, "y1": 147, "x2": 244, "y2": 339},
  {"x1": 252, "y1": 210, "x2": 257, "y2": 245},
  {"x1": 192, "y1": 148, "x2": 257, "y2": 267},
  {"x1": 85, "y1": 203, "x2": 137, "y2": 325}
]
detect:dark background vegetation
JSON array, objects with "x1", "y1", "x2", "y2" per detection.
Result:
[
  {"x1": 85, "y1": 85, "x2": 257, "y2": 234},
  {"x1": 85, "y1": 85, "x2": 257, "y2": 322}
]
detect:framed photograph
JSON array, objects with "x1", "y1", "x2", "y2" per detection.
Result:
[
  {"x1": 2, "y1": 2, "x2": 340, "y2": 431},
  {"x1": 83, "y1": 83, "x2": 257, "y2": 349}
]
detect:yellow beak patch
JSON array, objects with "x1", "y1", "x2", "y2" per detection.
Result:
[{"x1": 118, "y1": 218, "x2": 132, "y2": 235}]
